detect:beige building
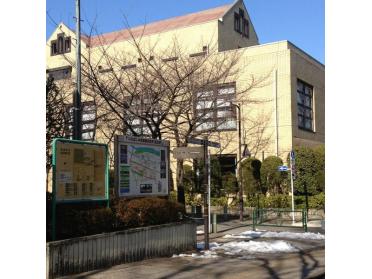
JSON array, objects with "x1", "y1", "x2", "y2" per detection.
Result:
[{"x1": 46, "y1": 0, "x2": 324, "y2": 191}]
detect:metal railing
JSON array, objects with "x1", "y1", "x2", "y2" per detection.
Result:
[
  {"x1": 252, "y1": 208, "x2": 308, "y2": 232},
  {"x1": 46, "y1": 221, "x2": 196, "y2": 278}
]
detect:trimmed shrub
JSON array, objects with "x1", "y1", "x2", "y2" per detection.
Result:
[
  {"x1": 287, "y1": 145, "x2": 325, "y2": 195},
  {"x1": 261, "y1": 156, "x2": 288, "y2": 194},
  {"x1": 241, "y1": 157, "x2": 262, "y2": 197},
  {"x1": 294, "y1": 192, "x2": 325, "y2": 210},
  {"x1": 116, "y1": 197, "x2": 185, "y2": 228},
  {"x1": 210, "y1": 196, "x2": 228, "y2": 207}
]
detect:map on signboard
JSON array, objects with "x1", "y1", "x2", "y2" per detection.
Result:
[
  {"x1": 117, "y1": 137, "x2": 168, "y2": 197},
  {"x1": 54, "y1": 140, "x2": 107, "y2": 201}
]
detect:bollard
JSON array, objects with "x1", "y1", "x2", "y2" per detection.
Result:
[{"x1": 212, "y1": 213, "x2": 217, "y2": 233}]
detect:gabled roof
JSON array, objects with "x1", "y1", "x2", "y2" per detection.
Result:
[{"x1": 86, "y1": 4, "x2": 232, "y2": 47}]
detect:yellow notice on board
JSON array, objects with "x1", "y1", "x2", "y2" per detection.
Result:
[{"x1": 55, "y1": 141, "x2": 106, "y2": 201}]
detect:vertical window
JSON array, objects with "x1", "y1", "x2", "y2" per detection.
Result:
[
  {"x1": 51, "y1": 41, "x2": 58, "y2": 56},
  {"x1": 297, "y1": 79, "x2": 314, "y2": 131},
  {"x1": 243, "y1": 19, "x2": 249, "y2": 38},
  {"x1": 64, "y1": 37, "x2": 71, "y2": 53},
  {"x1": 57, "y1": 36, "x2": 64, "y2": 53},
  {"x1": 234, "y1": 13, "x2": 241, "y2": 33}
]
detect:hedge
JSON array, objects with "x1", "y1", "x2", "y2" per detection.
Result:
[
  {"x1": 115, "y1": 197, "x2": 185, "y2": 228},
  {"x1": 47, "y1": 194, "x2": 186, "y2": 241}
]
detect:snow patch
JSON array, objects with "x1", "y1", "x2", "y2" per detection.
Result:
[
  {"x1": 197, "y1": 242, "x2": 220, "y2": 250},
  {"x1": 223, "y1": 230, "x2": 324, "y2": 240},
  {"x1": 212, "y1": 240, "x2": 298, "y2": 254},
  {"x1": 196, "y1": 230, "x2": 204, "y2": 235},
  {"x1": 172, "y1": 250, "x2": 218, "y2": 259}
]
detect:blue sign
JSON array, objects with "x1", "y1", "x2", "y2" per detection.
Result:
[
  {"x1": 290, "y1": 151, "x2": 295, "y2": 160},
  {"x1": 278, "y1": 165, "x2": 289, "y2": 172}
]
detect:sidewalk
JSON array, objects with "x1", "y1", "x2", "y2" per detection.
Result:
[{"x1": 60, "y1": 219, "x2": 325, "y2": 279}]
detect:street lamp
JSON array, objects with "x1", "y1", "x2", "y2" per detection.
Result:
[{"x1": 230, "y1": 102, "x2": 243, "y2": 222}]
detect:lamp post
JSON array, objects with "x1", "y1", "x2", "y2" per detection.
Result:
[{"x1": 231, "y1": 102, "x2": 243, "y2": 222}]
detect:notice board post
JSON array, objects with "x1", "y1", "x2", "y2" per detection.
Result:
[{"x1": 51, "y1": 138, "x2": 109, "y2": 240}]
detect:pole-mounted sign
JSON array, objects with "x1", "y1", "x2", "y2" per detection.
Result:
[
  {"x1": 173, "y1": 147, "x2": 204, "y2": 159},
  {"x1": 278, "y1": 165, "x2": 289, "y2": 172}
]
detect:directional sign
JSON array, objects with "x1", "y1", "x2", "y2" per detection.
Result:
[
  {"x1": 278, "y1": 165, "x2": 289, "y2": 172},
  {"x1": 187, "y1": 137, "x2": 221, "y2": 148},
  {"x1": 173, "y1": 147, "x2": 204, "y2": 159}
]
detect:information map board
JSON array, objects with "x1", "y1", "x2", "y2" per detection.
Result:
[
  {"x1": 52, "y1": 138, "x2": 109, "y2": 202},
  {"x1": 115, "y1": 136, "x2": 170, "y2": 197}
]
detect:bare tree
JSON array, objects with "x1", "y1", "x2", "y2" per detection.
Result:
[
  {"x1": 46, "y1": 76, "x2": 71, "y2": 190},
  {"x1": 50, "y1": 19, "x2": 272, "y2": 204}
]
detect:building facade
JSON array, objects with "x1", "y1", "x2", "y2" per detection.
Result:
[{"x1": 46, "y1": 0, "x2": 324, "y2": 192}]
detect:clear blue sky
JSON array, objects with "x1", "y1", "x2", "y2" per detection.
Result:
[{"x1": 46, "y1": 0, "x2": 324, "y2": 64}]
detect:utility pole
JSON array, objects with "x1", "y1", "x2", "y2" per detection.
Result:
[
  {"x1": 203, "y1": 136, "x2": 209, "y2": 250},
  {"x1": 208, "y1": 150, "x2": 211, "y2": 233},
  {"x1": 231, "y1": 103, "x2": 243, "y2": 222},
  {"x1": 73, "y1": 0, "x2": 82, "y2": 140}
]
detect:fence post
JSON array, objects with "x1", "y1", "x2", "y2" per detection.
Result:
[
  {"x1": 302, "y1": 209, "x2": 308, "y2": 232},
  {"x1": 252, "y1": 209, "x2": 256, "y2": 231},
  {"x1": 212, "y1": 213, "x2": 217, "y2": 233}
]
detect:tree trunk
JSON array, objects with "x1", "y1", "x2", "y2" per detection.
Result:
[{"x1": 176, "y1": 159, "x2": 185, "y2": 206}]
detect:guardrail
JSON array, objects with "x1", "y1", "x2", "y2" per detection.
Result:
[{"x1": 46, "y1": 221, "x2": 196, "y2": 278}]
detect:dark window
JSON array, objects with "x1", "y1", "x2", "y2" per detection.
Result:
[
  {"x1": 162, "y1": 56, "x2": 178, "y2": 62},
  {"x1": 64, "y1": 37, "x2": 71, "y2": 52},
  {"x1": 66, "y1": 101, "x2": 97, "y2": 141},
  {"x1": 51, "y1": 34, "x2": 71, "y2": 56},
  {"x1": 57, "y1": 36, "x2": 64, "y2": 53},
  {"x1": 234, "y1": 12, "x2": 241, "y2": 33},
  {"x1": 121, "y1": 64, "x2": 136, "y2": 70},
  {"x1": 242, "y1": 18, "x2": 249, "y2": 38},
  {"x1": 297, "y1": 79, "x2": 314, "y2": 131},
  {"x1": 195, "y1": 83, "x2": 237, "y2": 132},
  {"x1": 98, "y1": 66, "x2": 113, "y2": 73},
  {"x1": 218, "y1": 155, "x2": 237, "y2": 176},
  {"x1": 239, "y1": 8, "x2": 244, "y2": 17},
  {"x1": 51, "y1": 41, "x2": 58, "y2": 56},
  {"x1": 47, "y1": 66, "x2": 72, "y2": 80},
  {"x1": 190, "y1": 51, "x2": 206, "y2": 58}
]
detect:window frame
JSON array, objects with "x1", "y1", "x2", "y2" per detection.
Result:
[
  {"x1": 297, "y1": 79, "x2": 314, "y2": 132},
  {"x1": 46, "y1": 66, "x2": 72, "y2": 81},
  {"x1": 234, "y1": 12, "x2": 241, "y2": 33},
  {"x1": 194, "y1": 82, "x2": 237, "y2": 132}
]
